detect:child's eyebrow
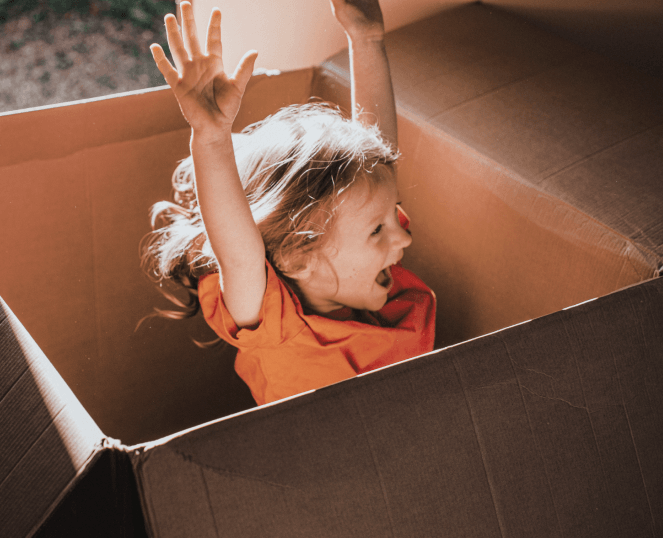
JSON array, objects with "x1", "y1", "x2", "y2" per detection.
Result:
[{"x1": 366, "y1": 201, "x2": 395, "y2": 227}]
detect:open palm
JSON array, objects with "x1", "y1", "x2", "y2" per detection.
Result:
[{"x1": 150, "y1": 2, "x2": 257, "y2": 132}]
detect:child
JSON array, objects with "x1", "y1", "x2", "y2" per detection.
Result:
[{"x1": 144, "y1": 0, "x2": 435, "y2": 405}]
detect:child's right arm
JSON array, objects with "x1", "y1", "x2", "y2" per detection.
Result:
[{"x1": 151, "y1": 2, "x2": 266, "y2": 328}]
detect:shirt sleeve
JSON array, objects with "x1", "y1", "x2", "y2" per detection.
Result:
[{"x1": 198, "y1": 261, "x2": 306, "y2": 349}]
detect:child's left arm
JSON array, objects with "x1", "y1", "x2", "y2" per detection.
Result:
[{"x1": 330, "y1": 0, "x2": 397, "y2": 148}]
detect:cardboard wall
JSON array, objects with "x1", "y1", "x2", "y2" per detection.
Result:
[
  {"x1": 490, "y1": 0, "x2": 663, "y2": 79},
  {"x1": 0, "y1": 72, "x2": 314, "y2": 445},
  {"x1": 192, "y1": 0, "x2": 663, "y2": 78},
  {"x1": 1, "y1": 4, "x2": 660, "y2": 447},
  {"x1": 34, "y1": 449, "x2": 147, "y2": 538},
  {"x1": 317, "y1": 3, "x2": 661, "y2": 344},
  {"x1": 133, "y1": 275, "x2": 663, "y2": 537},
  {"x1": 0, "y1": 298, "x2": 103, "y2": 538}
]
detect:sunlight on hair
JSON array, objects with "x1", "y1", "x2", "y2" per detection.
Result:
[{"x1": 139, "y1": 102, "x2": 399, "y2": 340}]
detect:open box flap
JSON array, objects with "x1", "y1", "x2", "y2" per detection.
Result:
[
  {"x1": 130, "y1": 275, "x2": 663, "y2": 538},
  {"x1": 322, "y1": 2, "x2": 663, "y2": 259},
  {"x1": 33, "y1": 445, "x2": 148, "y2": 538},
  {"x1": 1, "y1": 297, "x2": 148, "y2": 537},
  {"x1": 0, "y1": 297, "x2": 104, "y2": 537}
]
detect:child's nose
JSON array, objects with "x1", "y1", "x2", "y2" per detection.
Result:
[{"x1": 393, "y1": 224, "x2": 413, "y2": 250}]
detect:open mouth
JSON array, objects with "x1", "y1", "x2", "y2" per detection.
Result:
[{"x1": 376, "y1": 266, "x2": 393, "y2": 291}]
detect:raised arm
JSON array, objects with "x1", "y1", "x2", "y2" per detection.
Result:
[
  {"x1": 151, "y1": 2, "x2": 265, "y2": 327},
  {"x1": 330, "y1": 0, "x2": 397, "y2": 148}
]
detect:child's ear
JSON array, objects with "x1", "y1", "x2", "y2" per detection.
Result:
[{"x1": 279, "y1": 253, "x2": 315, "y2": 281}]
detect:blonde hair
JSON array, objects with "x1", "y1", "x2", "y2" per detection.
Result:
[{"x1": 140, "y1": 102, "x2": 399, "y2": 333}]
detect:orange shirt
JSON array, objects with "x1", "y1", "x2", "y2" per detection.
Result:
[{"x1": 199, "y1": 262, "x2": 436, "y2": 405}]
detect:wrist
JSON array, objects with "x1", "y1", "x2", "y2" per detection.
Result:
[
  {"x1": 190, "y1": 127, "x2": 234, "y2": 149},
  {"x1": 348, "y1": 31, "x2": 385, "y2": 48}
]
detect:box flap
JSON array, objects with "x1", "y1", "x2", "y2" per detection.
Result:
[
  {"x1": 131, "y1": 276, "x2": 663, "y2": 537},
  {"x1": 34, "y1": 447, "x2": 147, "y2": 538},
  {"x1": 0, "y1": 297, "x2": 104, "y2": 538},
  {"x1": 322, "y1": 3, "x2": 663, "y2": 259}
]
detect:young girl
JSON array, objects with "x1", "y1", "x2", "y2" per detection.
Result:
[{"x1": 144, "y1": 0, "x2": 436, "y2": 405}]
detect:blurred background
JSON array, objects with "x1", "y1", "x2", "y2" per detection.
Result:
[
  {"x1": 1, "y1": 0, "x2": 661, "y2": 114},
  {"x1": 0, "y1": 0, "x2": 174, "y2": 113}
]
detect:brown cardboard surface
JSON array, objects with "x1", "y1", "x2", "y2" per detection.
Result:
[
  {"x1": 0, "y1": 70, "x2": 314, "y2": 444},
  {"x1": 34, "y1": 449, "x2": 148, "y2": 538},
  {"x1": 545, "y1": 123, "x2": 663, "y2": 257},
  {"x1": 321, "y1": 2, "x2": 661, "y2": 344},
  {"x1": 0, "y1": 87, "x2": 188, "y2": 169},
  {"x1": 489, "y1": 0, "x2": 663, "y2": 80},
  {"x1": 0, "y1": 298, "x2": 103, "y2": 538},
  {"x1": 1, "y1": 4, "x2": 662, "y2": 537},
  {"x1": 324, "y1": 3, "x2": 663, "y2": 256},
  {"x1": 395, "y1": 114, "x2": 656, "y2": 344},
  {"x1": 0, "y1": 124, "x2": 252, "y2": 445},
  {"x1": 133, "y1": 275, "x2": 663, "y2": 538}
]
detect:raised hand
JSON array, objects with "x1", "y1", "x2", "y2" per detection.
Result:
[
  {"x1": 150, "y1": 1, "x2": 258, "y2": 133},
  {"x1": 329, "y1": 0, "x2": 385, "y2": 41}
]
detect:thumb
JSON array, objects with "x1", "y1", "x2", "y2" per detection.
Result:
[{"x1": 232, "y1": 49, "x2": 259, "y2": 95}]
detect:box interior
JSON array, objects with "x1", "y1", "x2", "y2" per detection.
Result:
[
  {"x1": 2, "y1": 4, "x2": 663, "y2": 537},
  {"x1": 0, "y1": 4, "x2": 659, "y2": 449}
]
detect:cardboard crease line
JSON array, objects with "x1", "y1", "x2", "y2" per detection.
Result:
[
  {"x1": 0, "y1": 363, "x2": 30, "y2": 409},
  {"x1": 540, "y1": 121, "x2": 663, "y2": 182},
  {"x1": 499, "y1": 336, "x2": 564, "y2": 537},
  {"x1": 351, "y1": 396, "x2": 396, "y2": 538},
  {"x1": 425, "y1": 50, "x2": 585, "y2": 121},
  {"x1": 0, "y1": 407, "x2": 73, "y2": 496},
  {"x1": 563, "y1": 315, "x2": 618, "y2": 530},
  {"x1": 452, "y1": 357, "x2": 510, "y2": 538},
  {"x1": 169, "y1": 447, "x2": 302, "y2": 492},
  {"x1": 199, "y1": 466, "x2": 221, "y2": 538},
  {"x1": 601, "y1": 300, "x2": 657, "y2": 537}
]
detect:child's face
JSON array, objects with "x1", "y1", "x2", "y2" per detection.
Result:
[{"x1": 293, "y1": 175, "x2": 412, "y2": 313}]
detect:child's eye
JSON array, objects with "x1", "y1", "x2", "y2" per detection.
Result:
[{"x1": 371, "y1": 224, "x2": 383, "y2": 236}]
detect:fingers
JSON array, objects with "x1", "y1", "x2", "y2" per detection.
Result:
[
  {"x1": 180, "y1": 1, "x2": 202, "y2": 57},
  {"x1": 206, "y1": 8, "x2": 223, "y2": 59},
  {"x1": 165, "y1": 13, "x2": 187, "y2": 72},
  {"x1": 150, "y1": 44, "x2": 180, "y2": 88},
  {"x1": 232, "y1": 50, "x2": 259, "y2": 95}
]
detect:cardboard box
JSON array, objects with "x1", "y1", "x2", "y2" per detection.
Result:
[{"x1": 1, "y1": 4, "x2": 661, "y2": 537}]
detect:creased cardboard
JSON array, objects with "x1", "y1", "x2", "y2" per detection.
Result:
[
  {"x1": 131, "y1": 276, "x2": 663, "y2": 538},
  {"x1": 0, "y1": 298, "x2": 103, "y2": 537},
  {"x1": 1, "y1": 3, "x2": 662, "y2": 537}
]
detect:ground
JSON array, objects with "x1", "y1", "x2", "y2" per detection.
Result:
[{"x1": 0, "y1": 7, "x2": 169, "y2": 113}]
